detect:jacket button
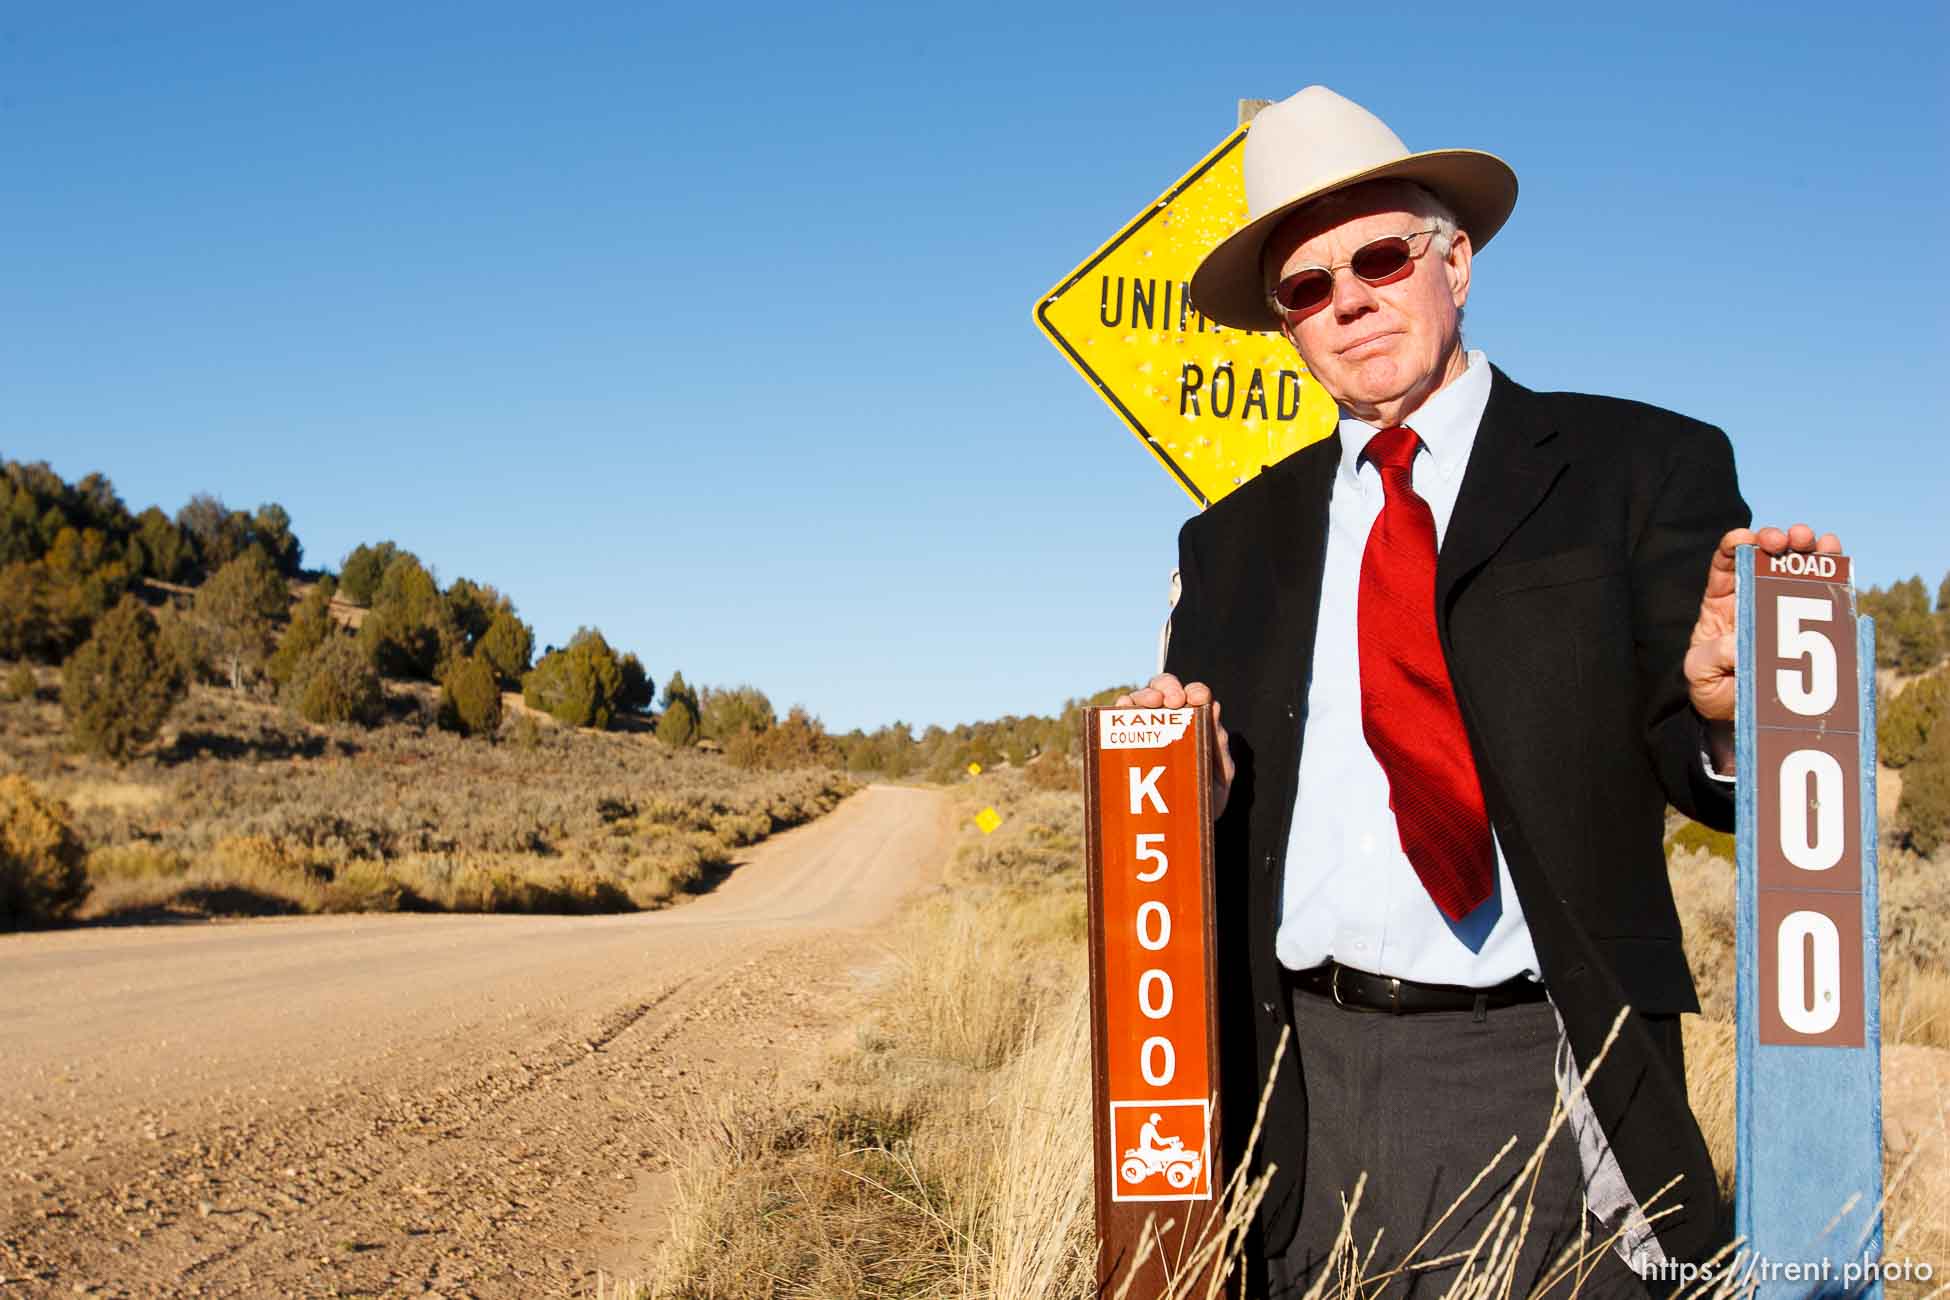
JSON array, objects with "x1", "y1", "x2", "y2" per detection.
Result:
[
  {"x1": 1285, "y1": 705, "x2": 1296, "y2": 719},
  {"x1": 1262, "y1": 1002, "x2": 1275, "y2": 1014}
]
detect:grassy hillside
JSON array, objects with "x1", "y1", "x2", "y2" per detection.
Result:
[{"x1": 1, "y1": 664, "x2": 853, "y2": 924}]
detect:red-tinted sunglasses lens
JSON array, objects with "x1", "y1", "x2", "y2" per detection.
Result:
[
  {"x1": 1272, "y1": 270, "x2": 1333, "y2": 316},
  {"x1": 1349, "y1": 236, "x2": 1415, "y2": 283},
  {"x1": 1273, "y1": 236, "x2": 1418, "y2": 317}
]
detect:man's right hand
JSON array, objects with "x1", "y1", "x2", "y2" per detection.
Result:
[{"x1": 1113, "y1": 674, "x2": 1235, "y2": 819}]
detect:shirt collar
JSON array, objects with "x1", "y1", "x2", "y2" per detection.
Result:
[{"x1": 1336, "y1": 349, "x2": 1492, "y2": 487}]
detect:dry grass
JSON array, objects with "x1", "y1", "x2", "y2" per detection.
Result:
[
  {"x1": 1668, "y1": 830, "x2": 1950, "y2": 1048},
  {"x1": 627, "y1": 778, "x2": 1950, "y2": 1299},
  {"x1": 1887, "y1": 968, "x2": 1950, "y2": 1050},
  {"x1": 635, "y1": 770, "x2": 1093, "y2": 1298},
  {"x1": 0, "y1": 669, "x2": 855, "y2": 923}
]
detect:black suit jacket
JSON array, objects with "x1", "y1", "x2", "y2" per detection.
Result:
[{"x1": 1162, "y1": 366, "x2": 1751, "y2": 1271}]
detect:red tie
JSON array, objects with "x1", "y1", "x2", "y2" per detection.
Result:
[{"x1": 1357, "y1": 426, "x2": 1495, "y2": 921}]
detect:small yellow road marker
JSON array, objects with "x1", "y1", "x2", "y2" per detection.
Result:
[
  {"x1": 975, "y1": 806, "x2": 1003, "y2": 835},
  {"x1": 967, "y1": 761, "x2": 983, "y2": 776}
]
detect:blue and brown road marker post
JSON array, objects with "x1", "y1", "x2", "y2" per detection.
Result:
[{"x1": 1736, "y1": 544, "x2": 1885, "y2": 1297}]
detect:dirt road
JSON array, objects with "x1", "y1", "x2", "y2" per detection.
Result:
[{"x1": 1, "y1": 783, "x2": 948, "y2": 1298}]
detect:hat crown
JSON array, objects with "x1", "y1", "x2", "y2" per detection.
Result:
[{"x1": 1243, "y1": 86, "x2": 1412, "y2": 221}]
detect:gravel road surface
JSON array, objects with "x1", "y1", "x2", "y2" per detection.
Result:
[{"x1": 0, "y1": 783, "x2": 948, "y2": 1297}]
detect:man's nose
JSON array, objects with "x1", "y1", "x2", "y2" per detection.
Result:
[{"x1": 1330, "y1": 266, "x2": 1377, "y2": 319}]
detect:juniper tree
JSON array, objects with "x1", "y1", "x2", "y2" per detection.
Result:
[
  {"x1": 337, "y1": 541, "x2": 401, "y2": 607},
  {"x1": 60, "y1": 593, "x2": 187, "y2": 762},
  {"x1": 699, "y1": 685, "x2": 774, "y2": 741},
  {"x1": 288, "y1": 634, "x2": 385, "y2": 727},
  {"x1": 479, "y1": 609, "x2": 534, "y2": 688},
  {"x1": 251, "y1": 503, "x2": 303, "y2": 577},
  {"x1": 133, "y1": 506, "x2": 190, "y2": 581},
  {"x1": 269, "y1": 582, "x2": 337, "y2": 687},
  {"x1": 444, "y1": 578, "x2": 512, "y2": 651},
  {"x1": 618, "y1": 653, "x2": 654, "y2": 716},
  {"x1": 198, "y1": 549, "x2": 289, "y2": 690},
  {"x1": 359, "y1": 553, "x2": 457, "y2": 680},
  {"x1": 522, "y1": 628, "x2": 623, "y2": 729},
  {"x1": 660, "y1": 670, "x2": 699, "y2": 722},
  {"x1": 655, "y1": 695, "x2": 697, "y2": 747},
  {"x1": 440, "y1": 651, "x2": 504, "y2": 738}
]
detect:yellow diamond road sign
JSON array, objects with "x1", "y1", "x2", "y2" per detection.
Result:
[
  {"x1": 975, "y1": 806, "x2": 1003, "y2": 835},
  {"x1": 1034, "y1": 124, "x2": 1336, "y2": 508},
  {"x1": 967, "y1": 761, "x2": 983, "y2": 776}
]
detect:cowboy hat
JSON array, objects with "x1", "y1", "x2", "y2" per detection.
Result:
[{"x1": 1188, "y1": 86, "x2": 1518, "y2": 332}]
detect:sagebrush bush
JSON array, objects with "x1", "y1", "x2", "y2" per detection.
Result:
[
  {"x1": 10, "y1": 668, "x2": 860, "y2": 923},
  {"x1": 1022, "y1": 749, "x2": 1079, "y2": 792},
  {"x1": 3, "y1": 663, "x2": 36, "y2": 702},
  {"x1": 1665, "y1": 819, "x2": 1735, "y2": 861},
  {"x1": 0, "y1": 774, "x2": 89, "y2": 926},
  {"x1": 1881, "y1": 842, "x2": 1950, "y2": 973},
  {"x1": 87, "y1": 842, "x2": 191, "y2": 880},
  {"x1": 439, "y1": 652, "x2": 503, "y2": 738},
  {"x1": 438, "y1": 864, "x2": 632, "y2": 914},
  {"x1": 288, "y1": 633, "x2": 385, "y2": 727},
  {"x1": 317, "y1": 860, "x2": 415, "y2": 913},
  {"x1": 61, "y1": 593, "x2": 187, "y2": 762}
]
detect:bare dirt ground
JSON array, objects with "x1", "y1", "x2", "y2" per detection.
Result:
[{"x1": 0, "y1": 783, "x2": 949, "y2": 1298}]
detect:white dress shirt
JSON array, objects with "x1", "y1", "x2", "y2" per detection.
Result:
[{"x1": 1276, "y1": 350, "x2": 1545, "y2": 985}]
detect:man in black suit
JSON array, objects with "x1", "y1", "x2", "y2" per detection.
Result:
[{"x1": 1117, "y1": 86, "x2": 1840, "y2": 1297}]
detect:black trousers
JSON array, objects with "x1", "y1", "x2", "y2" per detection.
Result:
[{"x1": 1263, "y1": 985, "x2": 1651, "y2": 1299}]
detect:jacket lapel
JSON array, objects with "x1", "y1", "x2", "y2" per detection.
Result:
[
  {"x1": 1436, "y1": 367, "x2": 1568, "y2": 613},
  {"x1": 1251, "y1": 435, "x2": 1337, "y2": 883},
  {"x1": 1271, "y1": 432, "x2": 1333, "y2": 611},
  {"x1": 1267, "y1": 432, "x2": 1339, "y2": 707}
]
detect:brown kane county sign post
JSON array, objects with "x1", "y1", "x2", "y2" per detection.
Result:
[{"x1": 1083, "y1": 705, "x2": 1227, "y2": 1297}]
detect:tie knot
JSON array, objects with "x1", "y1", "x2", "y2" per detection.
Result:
[{"x1": 1366, "y1": 425, "x2": 1421, "y2": 473}]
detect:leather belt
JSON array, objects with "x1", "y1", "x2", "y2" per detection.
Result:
[{"x1": 1285, "y1": 960, "x2": 1546, "y2": 1015}]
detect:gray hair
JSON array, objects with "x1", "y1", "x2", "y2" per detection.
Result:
[{"x1": 1288, "y1": 179, "x2": 1460, "y2": 256}]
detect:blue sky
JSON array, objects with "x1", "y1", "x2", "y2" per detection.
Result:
[{"x1": 3, "y1": 2, "x2": 1944, "y2": 733}]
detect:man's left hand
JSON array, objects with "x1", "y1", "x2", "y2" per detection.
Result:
[{"x1": 1687, "y1": 523, "x2": 1844, "y2": 773}]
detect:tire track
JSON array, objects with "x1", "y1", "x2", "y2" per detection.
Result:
[{"x1": 0, "y1": 784, "x2": 946, "y2": 1297}]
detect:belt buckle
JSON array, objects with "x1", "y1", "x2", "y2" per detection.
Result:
[
  {"x1": 1387, "y1": 976, "x2": 1403, "y2": 1013},
  {"x1": 1331, "y1": 965, "x2": 1345, "y2": 1007}
]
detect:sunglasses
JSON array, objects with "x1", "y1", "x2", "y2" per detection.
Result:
[{"x1": 1270, "y1": 227, "x2": 1442, "y2": 321}]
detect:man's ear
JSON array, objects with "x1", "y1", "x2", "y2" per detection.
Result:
[{"x1": 1445, "y1": 228, "x2": 1473, "y2": 311}]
